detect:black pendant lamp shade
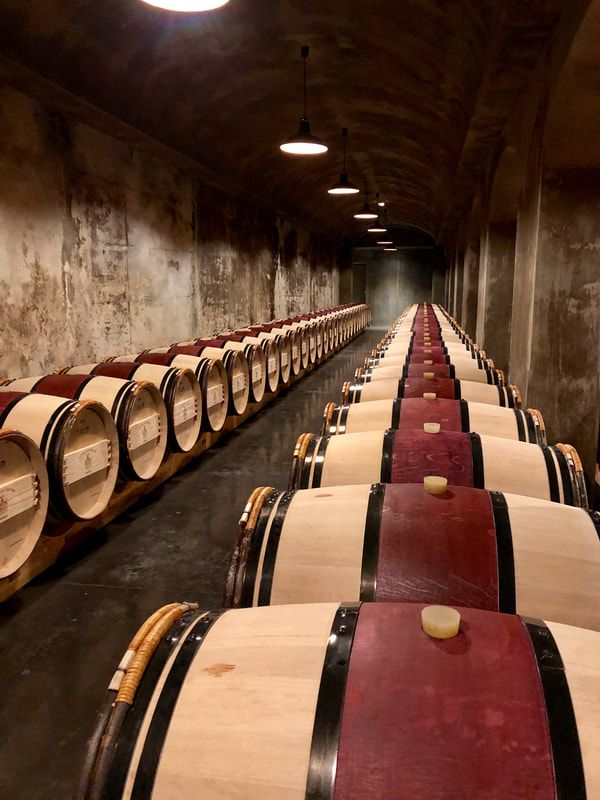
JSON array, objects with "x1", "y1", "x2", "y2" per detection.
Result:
[
  {"x1": 280, "y1": 46, "x2": 328, "y2": 156},
  {"x1": 354, "y1": 190, "x2": 378, "y2": 220},
  {"x1": 328, "y1": 128, "x2": 359, "y2": 194}
]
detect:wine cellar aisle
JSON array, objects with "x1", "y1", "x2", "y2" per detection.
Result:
[{"x1": 0, "y1": 328, "x2": 380, "y2": 800}]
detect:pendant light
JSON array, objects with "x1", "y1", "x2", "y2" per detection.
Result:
[
  {"x1": 367, "y1": 219, "x2": 387, "y2": 233},
  {"x1": 354, "y1": 190, "x2": 378, "y2": 220},
  {"x1": 140, "y1": 0, "x2": 229, "y2": 9},
  {"x1": 328, "y1": 129, "x2": 359, "y2": 195},
  {"x1": 376, "y1": 193, "x2": 385, "y2": 208},
  {"x1": 384, "y1": 247, "x2": 398, "y2": 252},
  {"x1": 377, "y1": 240, "x2": 393, "y2": 245},
  {"x1": 280, "y1": 46, "x2": 328, "y2": 156}
]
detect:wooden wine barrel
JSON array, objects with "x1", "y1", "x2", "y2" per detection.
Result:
[
  {"x1": 342, "y1": 377, "x2": 521, "y2": 407},
  {"x1": 356, "y1": 361, "x2": 504, "y2": 386},
  {"x1": 296, "y1": 315, "x2": 325, "y2": 359},
  {"x1": 323, "y1": 398, "x2": 546, "y2": 443},
  {"x1": 228, "y1": 332, "x2": 281, "y2": 392},
  {"x1": 2, "y1": 374, "x2": 166, "y2": 482},
  {"x1": 63, "y1": 362, "x2": 202, "y2": 453},
  {"x1": 312, "y1": 316, "x2": 330, "y2": 356},
  {"x1": 246, "y1": 326, "x2": 293, "y2": 384},
  {"x1": 381, "y1": 339, "x2": 477, "y2": 357},
  {"x1": 0, "y1": 390, "x2": 119, "y2": 518},
  {"x1": 369, "y1": 349, "x2": 492, "y2": 367},
  {"x1": 117, "y1": 351, "x2": 229, "y2": 434},
  {"x1": 77, "y1": 601, "x2": 599, "y2": 800},
  {"x1": 268, "y1": 323, "x2": 305, "y2": 373},
  {"x1": 169, "y1": 343, "x2": 249, "y2": 416},
  {"x1": 289, "y1": 429, "x2": 588, "y2": 506},
  {"x1": 227, "y1": 483, "x2": 599, "y2": 628},
  {"x1": 0, "y1": 429, "x2": 49, "y2": 578},
  {"x1": 210, "y1": 336, "x2": 267, "y2": 403},
  {"x1": 277, "y1": 319, "x2": 316, "y2": 365}
]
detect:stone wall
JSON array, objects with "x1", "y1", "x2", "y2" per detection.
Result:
[{"x1": 0, "y1": 84, "x2": 339, "y2": 378}]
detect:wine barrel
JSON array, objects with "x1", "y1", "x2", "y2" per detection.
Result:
[
  {"x1": 289, "y1": 429, "x2": 588, "y2": 506},
  {"x1": 227, "y1": 332, "x2": 281, "y2": 392},
  {"x1": 297, "y1": 315, "x2": 325, "y2": 359},
  {"x1": 276, "y1": 319, "x2": 315, "y2": 366},
  {"x1": 298, "y1": 317, "x2": 321, "y2": 362},
  {"x1": 267, "y1": 323, "x2": 304, "y2": 374},
  {"x1": 227, "y1": 483, "x2": 599, "y2": 628},
  {"x1": 342, "y1": 377, "x2": 521, "y2": 407},
  {"x1": 245, "y1": 326, "x2": 293, "y2": 384},
  {"x1": 77, "y1": 601, "x2": 599, "y2": 800},
  {"x1": 356, "y1": 362, "x2": 504, "y2": 386},
  {"x1": 2, "y1": 374, "x2": 166, "y2": 482},
  {"x1": 127, "y1": 351, "x2": 229, "y2": 433},
  {"x1": 369, "y1": 349, "x2": 492, "y2": 367},
  {"x1": 209, "y1": 336, "x2": 267, "y2": 403},
  {"x1": 169, "y1": 343, "x2": 249, "y2": 416},
  {"x1": 0, "y1": 429, "x2": 49, "y2": 578},
  {"x1": 0, "y1": 390, "x2": 119, "y2": 518},
  {"x1": 323, "y1": 398, "x2": 546, "y2": 443},
  {"x1": 63, "y1": 362, "x2": 202, "y2": 453},
  {"x1": 380, "y1": 338, "x2": 477, "y2": 357}
]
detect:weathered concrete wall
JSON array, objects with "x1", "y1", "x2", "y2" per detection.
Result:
[
  {"x1": 446, "y1": 0, "x2": 600, "y2": 488},
  {"x1": 477, "y1": 220, "x2": 516, "y2": 374},
  {"x1": 526, "y1": 168, "x2": 600, "y2": 474},
  {"x1": 0, "y1": 84, "x2": 339, "y2": 378},
  {"x1": 453, "y1": 248, "x2": 465, "y2": 321},
  {"x1": 460, "y1": 199, "x2": 481, "y2": 333},
  {"x1": 364, "y1": 249, "x2": 434, "y2": 328},
  {"x1": 431, "y1": 250, "x2": 447, "y2": 304}
]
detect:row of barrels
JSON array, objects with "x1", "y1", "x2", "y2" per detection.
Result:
[
  {"x1": 77, "y1": 303, "x2": 599, "y2": 800},
  {"x1": 0, "y1": 303, "x2": 370, "y2": 581}
]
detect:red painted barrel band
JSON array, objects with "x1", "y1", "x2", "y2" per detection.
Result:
[
  {"x1": 217, "y1": 334, "x2": 244, "y2": 343},
  {"x1": 34, "y1": 374, "x2": 90, "y2": 400},
  {"x1": 0, "y1": 391, "x2": 26, "y2": 418},
  {"x1": 405, "y1": 363, "x2": 453, "y2": 379},
  {"x1": 390, "y1": 429, "x2": 474, "y2": 485},
  {"x1": 406, "y1": 352, "x2": 449, "y2": 365},
  {"x1": 407, "y1": 345, "x2": 447, "y2": 355},
  {"x1": 376, "y1": 484, "x2": 498, "y2": 608},
  {"x1": 333, "y1": 604, "x2": 555, "y2": 800},
  {"x1": 137, "y1": 352, "x2": 173, "y2": 367},
  {"x1": 93, "y1": 362, "x2": 136, "y2": 380},
  {"x1": 398, "y1": 397, "x2": 463, "y2": 432},
  {"x1": 401, "y1": 377, "x2": 458, "y2": 400},
  {"x1": 169, "y1": 344, "x2": 203, "y2": 357},
  {"x1": 194, "y1": 339, "x2": 225, "y2": 349}
]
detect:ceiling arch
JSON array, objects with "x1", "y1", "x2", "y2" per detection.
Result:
[{"x1": 0, "y1": 0, "x2": 563, "y2": 239}]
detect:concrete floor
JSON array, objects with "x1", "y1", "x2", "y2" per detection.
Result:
[{"x1": 0, "y1": 330, "x2": 378, "y2": 800}]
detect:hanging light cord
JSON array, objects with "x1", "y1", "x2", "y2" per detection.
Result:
[
  {"x1": 301, "y1": 45, "x2": 309, "y2": 119},
  {"x1": 342, "y1": 128, "x2": 348, "y2": 171}
]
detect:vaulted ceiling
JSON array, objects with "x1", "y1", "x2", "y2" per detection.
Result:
[{"x1": 0, "y1": 0, "x2": 563, "y2": 240}]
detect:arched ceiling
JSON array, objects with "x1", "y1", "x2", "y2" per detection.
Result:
[{"x1": 0, "y1": 0, "x2": 563, "y2": 240}]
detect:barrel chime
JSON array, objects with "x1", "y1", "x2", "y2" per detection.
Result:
[
  {"x1": 77, "y1": 303, "x2": 599, "y2": 800},
  {"x1": 0, "y1": 304, "x2": 370, "y2": 582}
]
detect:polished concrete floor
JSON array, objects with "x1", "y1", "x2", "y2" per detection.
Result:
[{"x1": 0, "y1": 330, "x2": 378, "y2": 800}]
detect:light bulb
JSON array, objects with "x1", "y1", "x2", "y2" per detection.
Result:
[
  {"x1": 140, "y1": 0, "x2": 229, "y2": 9},
  {"x1": 280, "y1": 141, "x2": 328, "y2": 155}
]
